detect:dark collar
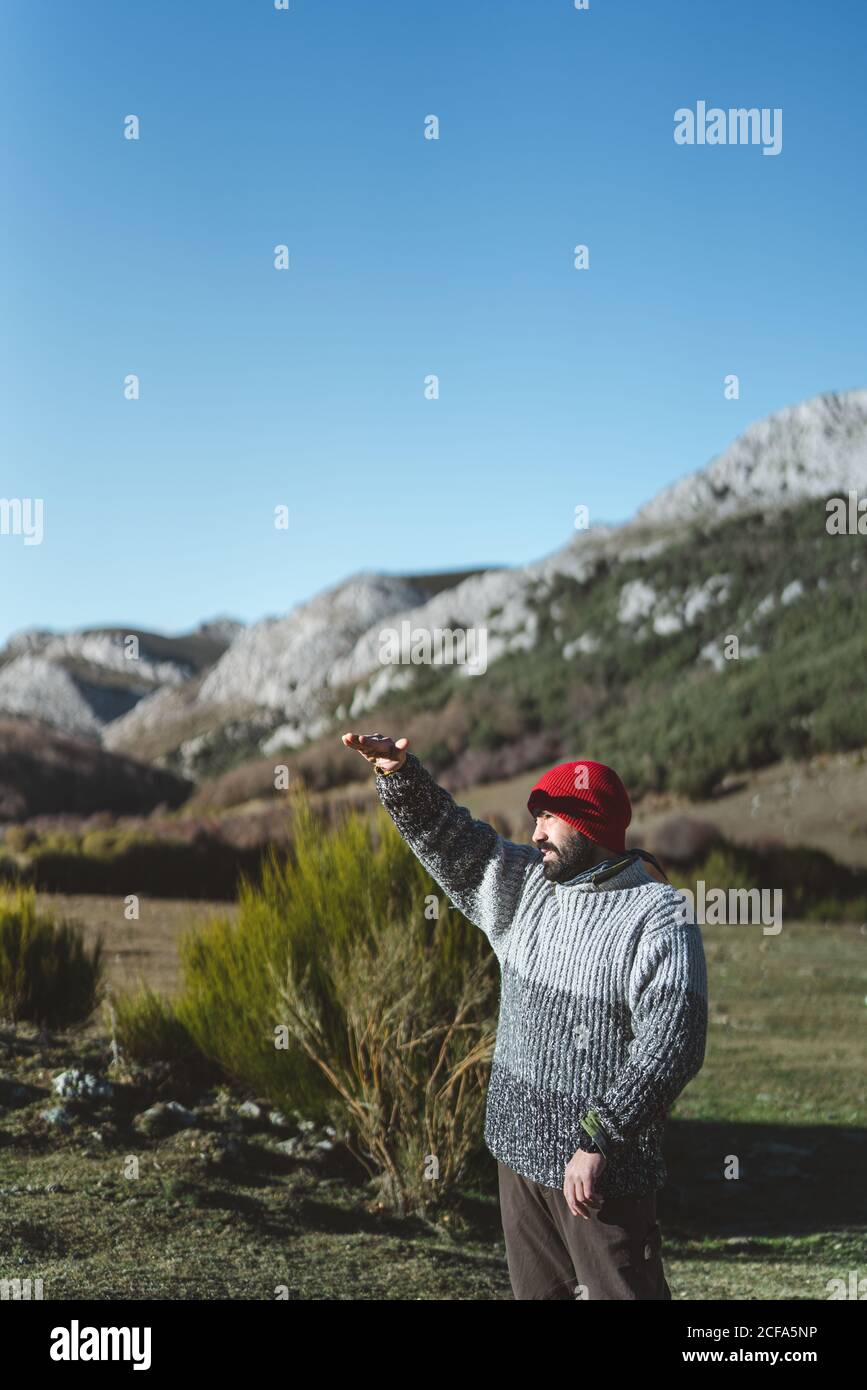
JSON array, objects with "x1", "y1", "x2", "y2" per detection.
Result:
[{"x1": 560, "y1": 848, "x2": 668, "y2": 890}]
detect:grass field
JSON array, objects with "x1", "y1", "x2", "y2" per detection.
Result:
[
  {"x1": 1, "y1": 903, "x2": 864, "y2": 1301},
  {"x1": 31, "y1": 893, "x2": 238, "y2": 1000}
]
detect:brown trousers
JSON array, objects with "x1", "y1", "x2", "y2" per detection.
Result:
[{"x1": 497, "y1": 1161, "x2": 672, "y2": 1301}]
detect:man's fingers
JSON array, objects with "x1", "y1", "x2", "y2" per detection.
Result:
[
  {"x1": 340, "y1": 732, "x2": 409, "y2": 761},
  {"x1": 578, "y1": 1181, "x2": 603, "y2": 1210},
  {"x1": 564, "y1": 1152, "x2": 605, "y2": 1219},
  {"x1": 359, "y1": 736, "x2": 393, "y2": 758},
  {"x1": 341, "y1": 731, "x2": 389, "y2": 751},
  {"x1": 564, "y1": 1176, "x2": 592, "y2": 1220},
  {"x1": 564, "y1": 1166, "x2": 604, "y2": 1219}
]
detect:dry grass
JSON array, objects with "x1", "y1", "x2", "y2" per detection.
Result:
[{"x1": 34, "y1": 892, "x2": 237, "y2": 998}]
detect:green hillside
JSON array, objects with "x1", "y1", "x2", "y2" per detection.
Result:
[{"x1": 322, "y1": 498, "x2": 867, "y2": 801}]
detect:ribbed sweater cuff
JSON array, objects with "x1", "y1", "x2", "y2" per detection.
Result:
[
  {"x1": 374, "y1": 751, "x2": 421, "y2": 785},
  {"x1": 578, "y1": 1108, "x2": 613, "y2": 1159}
]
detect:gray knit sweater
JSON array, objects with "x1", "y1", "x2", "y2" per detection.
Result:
[{"x1": 375, "y1": 753, "x2": 708, "y2": 1198}]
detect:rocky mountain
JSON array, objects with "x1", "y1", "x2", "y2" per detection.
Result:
[
  {"x1": 99, "y1": 570, "x2": 492, "y2": 767},
  {"x1": 1, "y1": 388, "x2": 865, "y2": 800},
  {"x1": 632, "y1": 388, "x2": 867, "y2": 527},
  {"x1": 159, "y1": 387, "x2": 865, "y2": 766},
  {"x1": 0, "y1": 620, "x2": 243, "y2": 743}
]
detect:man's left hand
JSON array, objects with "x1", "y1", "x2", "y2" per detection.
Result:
[{"x1": 563, "y1": 1149, "x2": 606, "y2": 1219}]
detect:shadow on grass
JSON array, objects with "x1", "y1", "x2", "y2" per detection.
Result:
[
  {"x1": 220, "y1": 1120, "x2": 866, "y2": 1244},
  {"x1": 661, "y1": 1120, "x2": 867, "y2": 1237}
]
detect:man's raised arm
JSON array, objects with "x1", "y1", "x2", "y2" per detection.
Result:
[{"x1": 342, "y1": 732, "x2": 538, "y2": 951}]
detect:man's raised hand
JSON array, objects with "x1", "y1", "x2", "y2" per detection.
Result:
[{"x1": 341, "y1": 731, "x2": 409, "y2": 774}]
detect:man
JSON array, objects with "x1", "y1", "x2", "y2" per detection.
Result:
[{"x1": 342, "y1": 730, "x2": 708, "y2": 1301}]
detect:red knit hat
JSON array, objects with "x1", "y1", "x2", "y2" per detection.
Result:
[{"x1": 527, "y1": 760, "x2": 632, "y2": 853}]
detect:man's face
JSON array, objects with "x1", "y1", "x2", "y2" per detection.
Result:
[{"x1": 531, "y1": 809, "x2": 599, "y2": 883}]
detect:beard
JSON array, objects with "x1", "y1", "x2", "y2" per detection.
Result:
[{"x1": 540, "y1": 829, "x2": 599, "y2": 883}]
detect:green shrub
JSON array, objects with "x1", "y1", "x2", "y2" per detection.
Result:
[
  {"x1": 278, "y1": 911, "x2": 497, "y2": 1214},
  {"x1": 2, "y1": 826, "x2": 37, "y2": 854},
  {"x1": 37, "y1": 831, "x2": 83, "y2": 856},
  {"x1": 0, "y1": 885, "x2": 103, "y2": 1027},
  {"x1": 108, "y1": 985, "x2": 202, "y2": 1065},
  {"x1": 674, "y1": 847, "x2": 756, "y2": 894},
  {"x1": 173, "y1": 786, "x2": 491, "y2": 1144},
  {"x1": 80, "y1": 828, "x2": 155, "y2": 859},
  {"x1": 29, "y1": 833, "x2": 264, "y2": 899},
  {"x1": 0, "y1": 858, "x2": 23, "y2": 885},
  {"x1": 810, "y1": 894, "x2": 867, "y2": 922}
]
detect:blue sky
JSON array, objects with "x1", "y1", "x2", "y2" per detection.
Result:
[{"x1": 2, "y1": 0, "x2": 865, "y2": 645}]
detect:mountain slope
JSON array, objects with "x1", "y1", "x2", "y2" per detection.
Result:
[
  {"x1": 633, "y1": 389, "x2": 867, "y2": 526},
  {"x1": 252, "y1": 494, "x2": 865, "y2": 807},
  {"x1": 0, "y1": 388, "x2": 864, "y2": 802},
  {"x1": 101, "y1": 572, "x2": 491, "y2": 763},
  {"x1": 0, "y1": 620, "x2": 242, "y2": 743},
  {"x1": 0, "y1": 719, "x2": 192, "y2": 821}
]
